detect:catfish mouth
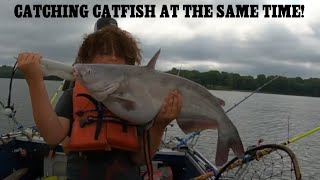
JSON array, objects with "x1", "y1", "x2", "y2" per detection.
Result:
[
  {"x1": 74, "y1": 64, "x2": 92, "y2": 76},
  {"x1": 73, "y1": 66, "x2": 84, "y2": 80},
  {"x1": 73, "y1": 64, "x2": 121, "y2": 98},
  {"x1": 73, "y1": 66, "x2": 95, "y2": 84},
  {"x1": 73, "y1": 70, "x2": 81, "y2": 80}
]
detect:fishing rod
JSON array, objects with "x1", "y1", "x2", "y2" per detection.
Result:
[
  {"x1": 174, "y1": 68, "x2": 282, "y2": 115},
  {"x1": 225, "y1": 75, "x2": 281, "y2": 113},
  {"x1": 174, "y1": 131, "x2": 200, "y2": 149},
  {"x1": 0, "y1": 79, "x2": 66, "y2": 143},
  {"x1": 216, "y1": 125, "x2": 320, "y2": 178},
  {"x1": 175, "y1": 74, "x2": 282, "y2": 148},
  {"x1": 0, "y1": 57, "x2": 66, "y2": 141},
  {"x1": 0, "y1": 60, "x2": 19, "y2": 117},
  {"x1": 0, "y1": 59, "x2": 21, "y2": 131},
  {"x1": 50, "y1": 80, "x2": 65, "y2": 104},
  {"x1": 192, "y1": 124, "x2": 320, "y2": 180},
  {"x1": 283, "y1": 125, "x2": 320, "y2": 145}
]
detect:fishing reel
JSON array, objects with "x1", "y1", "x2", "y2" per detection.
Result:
[
  {"x1": 0, "y1": 73, "x2": 17, "y2": 120},
  {"x1": 1, "y1": 99, "x2": 32, "y2": 140},
  {"x1": 3, "y1": 107, "x2": 16, "y2": 118},
  {"x1": 0, "y1": 102, "x2": 16, "y2": 119},
  {"x1": 1, "y1": 99, "x2": 22, "y2": 130}
]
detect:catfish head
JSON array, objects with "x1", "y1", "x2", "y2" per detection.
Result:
[
  {"x1": 73, "y1": 63, "x2": 125, "y2": 101},
  {"x1": 73, "y1": 48, "x2": 161, "y2": 101}
]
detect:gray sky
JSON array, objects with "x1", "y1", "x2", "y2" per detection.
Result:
[{"x1": 0, "y1": 0, "x2": 319, "y2": 78}]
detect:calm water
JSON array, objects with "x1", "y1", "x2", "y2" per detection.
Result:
[{"x1": 0, "y1": 78, "x2": 319, "y2": 179}]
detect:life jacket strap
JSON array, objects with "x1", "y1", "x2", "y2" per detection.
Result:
[{"x1": 76, "y1": 93, "x2": 106, "y2": 140}]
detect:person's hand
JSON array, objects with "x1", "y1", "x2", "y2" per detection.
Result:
[
  {"x1": 17, "y1": 52, "x2": 43, "y2": 81},
  {"x1": 153, "y1": 90, "x2": 182, "y2": 128}
]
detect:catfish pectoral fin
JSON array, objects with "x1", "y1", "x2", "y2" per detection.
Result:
[{"x1": 108, "y1": 95, "x2": 137, "y2": 111}]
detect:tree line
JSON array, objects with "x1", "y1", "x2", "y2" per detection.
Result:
[
  {"x1": 166, "y1": 68, "x2": 320, "y2": 97},
  {"x1": 1, "y1": 65, "x2": 320, "y2": 97}
]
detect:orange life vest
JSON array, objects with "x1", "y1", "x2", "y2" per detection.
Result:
[{"x1": 67, "y1": 81, "x2": 140, "y2": 152}]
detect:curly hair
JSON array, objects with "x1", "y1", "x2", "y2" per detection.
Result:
[{"x1": 75, "y1": 26, "x2": 141, "y2": 65}]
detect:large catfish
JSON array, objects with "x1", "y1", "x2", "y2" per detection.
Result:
[{"x1": 71, "y1": 49, "x2": 245, "y2": 166}]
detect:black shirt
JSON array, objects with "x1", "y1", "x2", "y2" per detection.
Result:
[{"x1": 55, "y1": 88, "x2": 73, "y2": 136}]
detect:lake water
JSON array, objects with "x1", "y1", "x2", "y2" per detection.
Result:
[{"x1": 0, "y1": 78, "x2": 319, "y2": 179}]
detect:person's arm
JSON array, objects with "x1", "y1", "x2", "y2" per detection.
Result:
[
  {"x1": 131, "y1": 90, "x2": 182, "y2": 165},
  {"x1": 17, "y1": 52, "x2": 69, "y2": 145}
]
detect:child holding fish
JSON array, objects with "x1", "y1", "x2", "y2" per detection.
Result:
[{"x1": 16, "y1": 18, "x2": 182, "y2": 180}]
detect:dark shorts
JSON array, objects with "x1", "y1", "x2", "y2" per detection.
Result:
[{"x1": 66, "y1": 151, "x2": 141, "y2": 180}]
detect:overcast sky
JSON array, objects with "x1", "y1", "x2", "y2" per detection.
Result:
[{"x1": 0, "y1": 0, "x2": 319, "y2": 79}]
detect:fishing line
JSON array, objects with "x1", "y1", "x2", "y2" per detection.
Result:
[
  {"x1": 0, "y1": 101, "x2": 5, "y2": 109},
  {"x1": 287, "y1": 114, "x2": 290, "y2": 143},
  {"x1": 225, "y1": 75, "x2": 281, "y2": 113},
  {"x1": 6, "y1": 59, "x2": 19, "y2": 111}
]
